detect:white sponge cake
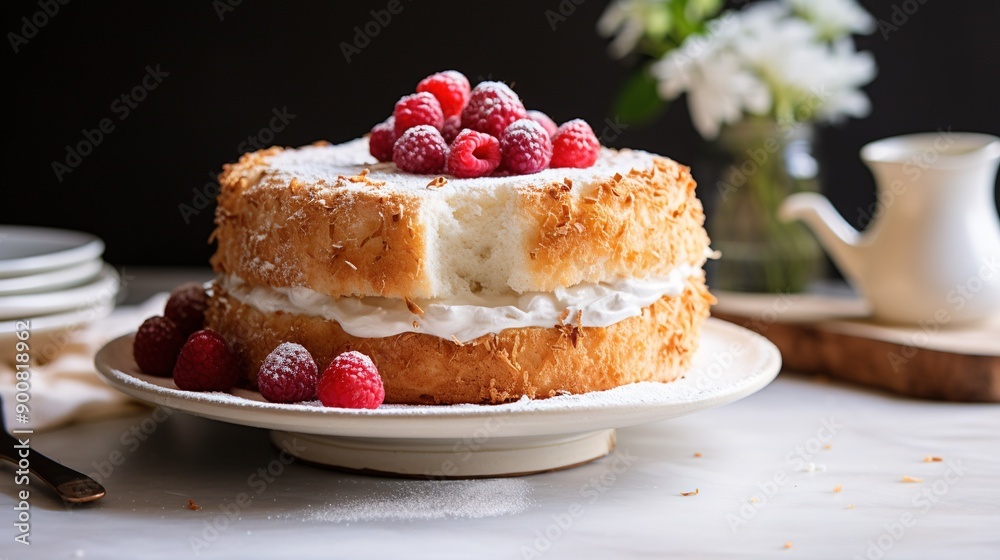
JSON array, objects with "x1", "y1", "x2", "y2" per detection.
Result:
[
  {"x1": 207, "y1": 137, "x2": 714, "y2": 404},
  {"x1": 211, "y1": 138, "x2": 710, "y2": 300}
]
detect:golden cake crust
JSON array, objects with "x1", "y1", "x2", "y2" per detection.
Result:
[
  {"x1": 205, "y1": 275, "x2": 714, "y2": 405},
  {"x1": 210, "y1": 141, "x2": 710, "y2": 299}
]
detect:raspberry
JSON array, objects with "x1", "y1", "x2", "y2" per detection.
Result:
[
  {"x1": 460, "y1": 82, "x2": 527, "y2": 139},
  {"x1": 317, "y1": 351, "x2": 385, "y2": 409},
  {"x1": 173, "y1": 329, "x2": 238, "y2": 392},
  {"x1": 164, "y1": 282, "x2": 208, "y2": 336},
  {"x1": 416, "y1": 70, "x2": 471, "y2": 119},
  {"x1": 441, "y1": 116, "x2": 462, "y2": 144},
  {"x1": 369, "y1": 117, "x2": 396, "y2": 162},
  {"x1": 392, "y1": 125, "x2": 448, "y2": 174},
  {"x1": 527, "y1": 110, "x2": 558, "y2": 137},
  {"x1": 133, "y1": 316, "x2": 186, "y2": 377},
  {"x1": 393, "y1": 92, "x2": 444, "y2": 137},
  {"x1": 446, "y1": 129, "x2": 501, "y2": 178},
  {"x1": 500, "y1": 119, "x2": 552, "y2": 174},
  {"x1": 550, "y1": 119, "x2": 601, "y2": 168},
  {"x1": 257, "y1": 342, "x2": 318, "y2": 404}
]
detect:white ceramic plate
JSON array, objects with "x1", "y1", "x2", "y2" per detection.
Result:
[
  {"x1": 0, "y1": 226, "x2": 104, "y2": 278},
  {"x1": 95, "y1": 318, "x2": 779, "y2": 437},
  {"x1": 0, "y1": 259, "x2": 104, "y2": 296},
  {"x1": 0, "y1": 265, "x2": 120, "y2": 320},
  {"x1": 0, "y1": 296, "x2": 115, "y2": 365},
  {"x1": 94, "y1": 319, "x2": 780, "y2": 477}
]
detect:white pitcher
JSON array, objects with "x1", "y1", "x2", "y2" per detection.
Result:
[{"x1": 779, "y1": 131, "x2": 1000, "y2": 325}]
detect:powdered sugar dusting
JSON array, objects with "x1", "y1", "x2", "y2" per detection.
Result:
[
  {"x1": 100, "y1": 319, "x2": 780, "y2": 423},
  {"x1": 283, "y1": 479, "x2": 534, "y2": 523},
  {"x1": 258, "y1": 342, "x2": 314, "y2": 382},
  {"x1": 264, "y1": 138, "x2": 657, "y2": 195}
]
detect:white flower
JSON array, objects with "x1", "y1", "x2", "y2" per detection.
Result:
[
  {"x1": 812, "y1": 39, "x2": 877, "y2": 122},
  {"x1": 652, "y1": 33, "x2": 770, "y2": 138},
  {"x1": 649, "y1": 0, "x2": 876, "y2": 138},
  {"x1": 597, "y1": 0, "x2": 663, "y2": 59},
  {"x1": 787, "y1": 0, "x2": 875, "y2": 39}
]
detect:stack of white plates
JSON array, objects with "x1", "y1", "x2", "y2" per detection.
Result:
[{"x1": 0, "y1": 226, "x2": 121, "y2": 364}]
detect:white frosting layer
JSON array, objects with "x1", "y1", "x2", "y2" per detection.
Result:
[
  {"x1": 264, "y1": 138, "x2": 658, "y2": 196},
  {"x1": 222, "y1": 265, "x2": 701, "y2": 343}
]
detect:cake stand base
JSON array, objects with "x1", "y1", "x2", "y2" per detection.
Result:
[{"x1": 270, "y1": 429, "x2": 617, "y2": 479}]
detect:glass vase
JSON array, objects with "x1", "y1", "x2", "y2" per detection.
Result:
[{"x1": 705, "y1": 119, "x2": 824, "y2": 293}]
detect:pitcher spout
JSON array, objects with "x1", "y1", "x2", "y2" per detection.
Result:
[{"x1": 779, "y1": 193, "x2": 865, "y2": 284}]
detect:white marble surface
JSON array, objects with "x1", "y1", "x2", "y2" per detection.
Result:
[{"x1": 6, "y1": 374, "x2": 999, "y2": 559}]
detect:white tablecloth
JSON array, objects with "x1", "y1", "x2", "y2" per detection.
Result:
[{"x1": 14, "y1": 373, "x2": 999, "y2": 559}]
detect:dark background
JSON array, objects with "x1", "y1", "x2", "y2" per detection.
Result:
[{"x1": 3, "y1": 0, "x2": 998, "y2": 267}]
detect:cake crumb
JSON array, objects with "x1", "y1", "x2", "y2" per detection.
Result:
[
  {"x1": 833, "y1": 485, "x2": 842, "y2": 493},
  {"x1": 902, "y1": 475, "x2": 923, "y2": 483},
  {"x1": 784, "y1": 541, "x2": 793, "y2": 549},
  {"x1": 558, "y1": 308, "x2": 571, "y2": 324},
  {"x1": 922, "y1": 455, "x2": 943, "y2": 462},
  {"x1": 187, "y1": 499, "x2": 202, "y2": 511},
  {"x1": 404, "y1": 297, "x2": 424, "y2": 317},
  {"x1": 824, "y1": 444, "x2": 832, "y2": 449},
  {"x1": 693, "y1": 452, "x2": 702, "y2": 458},
  {"x1": 751, "y1": 496, "x2": 760, "y2": 503},
  {"x1": 848, "y1": 503, "x2": 854, "y2": 509},
  {"x1": 427, "y1": 176, "x2": 448, "y2": 188},
  {"x1": 680, "y1": 488, "x2": 699, "y2": 497}
]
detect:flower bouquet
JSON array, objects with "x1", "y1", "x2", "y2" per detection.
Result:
[{"x1": 599, "y1": 0, "x2": 877, "y2": 292}]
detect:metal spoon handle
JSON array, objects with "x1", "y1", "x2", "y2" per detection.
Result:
[
  {"x1": 1, "y1": 432, "x2": 105, "y2": 503},
  {"x1": 1, "y1": 392, "x2": 106, "y2": 503}
]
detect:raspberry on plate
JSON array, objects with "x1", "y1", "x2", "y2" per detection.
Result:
[
  {"x1": 550, "y1": 119, "x2": 601, "y2": 168},
  {"x1": 417, "y1": 70, "x2": 471, "y2": 119},
  {"x1": 173, "y1": 329, "x2": 238, "y2": 392},
  {"x1": 527, "y1": 110, "x2": 558, "y2": 137},
  {"x1": 257, "y1": 342, "x2": 318, "y2": 404},
  {"x1": 317, "y1": 351, "x2": 385, "y2": 409},
  {"x1": 441, "y1": 115, "x2": 462, "y2": 144},
  {"x1": 133, "y1": 316, "x2": 186, "y2": 377},
  {"x1": 500, "y1": 119, "x2": 552, "y2": 174},
  {"x1": 164, "y1": 282, "x2": 208, "y2": 336},
  {"x1": 369, "y1": 117, "x2": 396, "y2": 162},
  {"x1": 447, "y1": 129, "x2": 501, "y2": 178},
  {"x1": 393, "y1": 92, "x2": 445, "y2": 137},
  {"x1": 460, "y1": 82, "x2": 527, "y2": 139},
  {"x1": 392, "y1": 125, "x2": 448, "y2": 174}
]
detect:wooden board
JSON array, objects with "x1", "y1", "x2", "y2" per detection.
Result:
[{"x1": 712, "y1": 290, "x2": 1000, "y2": 402}]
